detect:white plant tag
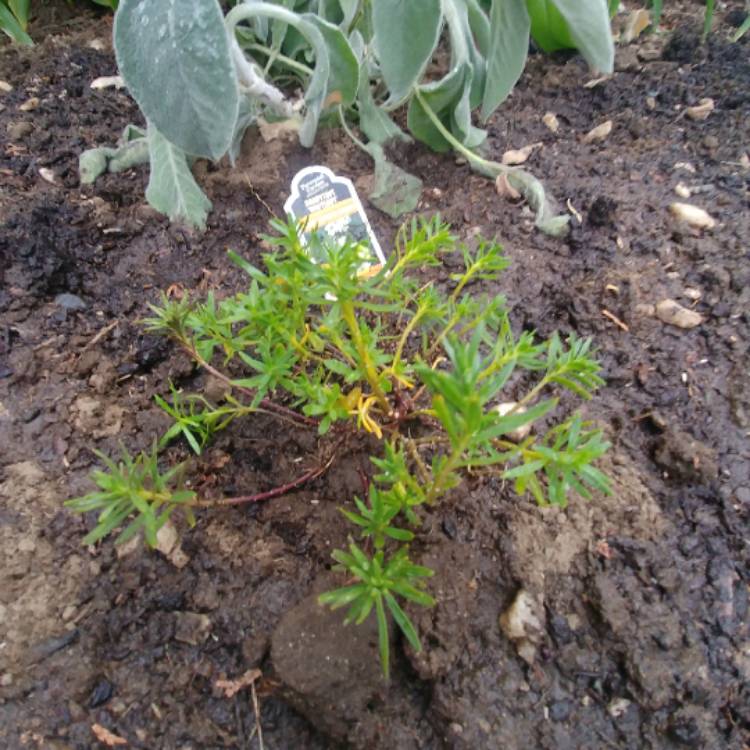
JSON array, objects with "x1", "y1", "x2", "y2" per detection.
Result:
[{"x1": 284, "y1": 166, "x2": 386, "y2": 277}]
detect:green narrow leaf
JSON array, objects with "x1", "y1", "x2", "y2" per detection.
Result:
[
  {"x1": 385, "y1": 592, "x2": 422, "y2": 652},
  {"x1": 114, "y1": 0, "x2": 239, "y2": 159},
  {"x1": 503, "y1": 458, "x2": 546, "y2": 479},
  {"x1": 375, "y1": 594, "x2": 390, "y2": 680},
  {"x1": 0, "y1": 3, "x2": 32, "y2": 44},
  {"x1": 481, "y1": 0, "x2": 530, "y2": 121},
  {"x1": 373, "y1": 0, "x2": 443, "y2": 106},
  {"x1": 731, "y1": 15, "x2": 750, "y2": 42},
  {"x1": 145, "y1": 124, "x2": 212, "y2": 230},
  {"x1": 8, "y1": 0, "x2": 30, "y2": 27}
]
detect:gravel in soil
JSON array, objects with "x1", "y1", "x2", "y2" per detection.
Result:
[{"x1": 0, "y1": 6, "x2": 748, "y2": 749}]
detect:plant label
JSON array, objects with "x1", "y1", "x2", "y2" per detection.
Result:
[{"x1": 285, "y1": 166, "x2": 386, "y2": 277}]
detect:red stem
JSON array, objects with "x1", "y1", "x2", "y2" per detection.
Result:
[{"x1": 195, "y1": 465, "x2": 325, "y2": 507}]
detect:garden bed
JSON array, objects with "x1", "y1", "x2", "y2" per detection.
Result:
[{"x1": 1, "y1": 4, "x2": 749, "y2": 748}]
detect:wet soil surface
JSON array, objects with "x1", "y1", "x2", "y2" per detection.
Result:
[{"x1": 1, "y1": 6, "x2": 749, "y2": 749}]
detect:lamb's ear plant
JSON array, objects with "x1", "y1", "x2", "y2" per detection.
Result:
[
  {"x1": 67, "y1": 217, "x2": 611, "y2": 679},
  {"x1": 80, "y1": 0, "x2": 615, "y2": 235}
]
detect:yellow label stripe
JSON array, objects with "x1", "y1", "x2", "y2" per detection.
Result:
[{"x1": 300, "y1": 198, "x2": 358, "y2": 231}]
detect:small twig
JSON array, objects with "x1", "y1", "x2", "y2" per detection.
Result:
[
  {"x1": 251, "y1": 681, "x2": 265, "y2": 750},
  {"x1": 83, "y1": 320, "x2": 119, "y2": 351},
  {"x1": 601, "y1": 309, "x2": 629, "y2": 332}
]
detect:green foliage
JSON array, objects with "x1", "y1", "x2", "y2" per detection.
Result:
[
  {"x1": 80, "y1": 0, "x2": 615, "y2": 231},
  {"x1": 1, "y1": 0, "x2": 32, "y2": 45},
  {"x1": 526, "y1": 0, "x2": 615, "y2": 68},
  {"x1": 69, "y1": 218, "x2": 610, "y2": 678},
  {"x1": 319, "y1": 545, "x2": 435, "y2": 681},
  {"x1": 66, "y1": 446, "x2": 196, "y2": 548}
]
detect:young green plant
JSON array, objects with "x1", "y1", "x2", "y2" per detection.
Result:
[{"x1": 68, "y1": 217, "x2": 610, "y2": 678}]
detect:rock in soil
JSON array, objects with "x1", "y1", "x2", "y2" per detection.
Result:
[{"x1": 271, "y1": 583, "x2": 392, "y2": 744}]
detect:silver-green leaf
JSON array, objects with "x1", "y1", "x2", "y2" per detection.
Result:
[
  {"x1": 145, "y1": 125, "x2": 212, "y2": 230},
  {"x1": 481, "y1": 0, "x2": 530, "y2": 121},
  {"x1": 550, "y1": 0, "x2": 614, "y2": 73},
  {"x1": 373, "y1": 0, "x2": 443, "y2": 107},
  {"x1": 114, "y1": 0, "x2": 239, "y2": 160}
]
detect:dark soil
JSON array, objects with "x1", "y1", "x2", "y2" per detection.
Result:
[{"x1": 1, "y1": 5, "x2": 749, "y2": 749}]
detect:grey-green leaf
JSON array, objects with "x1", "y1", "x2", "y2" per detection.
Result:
[
  {"x1": 145, "y1": 125, "x2": 212, "y2": 230},
  {"x1": 407, "y1": 65, "x2": 468, "y2": 152},
  {"x1": 550, "y1": 0, "x2": 614, "y2": 73},
  {"x1": 481, "y1": 0, "x2": 530, "y2": 121},
  {"x1": 357, "y1": 56, "x2": 411, "y2": 145},
  {"x1": 306, "y1": 14, "x2": 359, "y2": 107},
  {"x1": 366, "y1": 143, "x2": 423, "y2": 219},
  {"x1": 373, "y1": 0, "x2": 443, "y2": 106},
  {"x1": 114, "y1": 0, "x2": 239, "y2": 159}
]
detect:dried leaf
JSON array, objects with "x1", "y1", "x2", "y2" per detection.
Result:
[
  {"x1": 595, "y1": 539, "x2": 614, "y2": 559},
  {"x1": 502, "y1": 142, "x2": 542, "y2": 166},
  {"x1": 685, "y1": 98, "x2": 714, "y2": 121},
  {"x1": 495, "y1": 173, "x2": 521, "y2": 200},
  {"x1": 91, "y1": 724, "x2": 128, "y2": 746},
  {"x1": 215, "y1": 669, "x2": 262, "y2": 698},
  {"x1": 669, "y1": 202, "x2": 716, "y2": 229},
  {"x1": 655, "y1": 299, "x2": 704, "y2": 329},
  {"x1": 582, "y1": 120, "x2": 613, "y2": 144},
  {"x1": 621, "y1": 9, "x2": 651, "y2": 43}
]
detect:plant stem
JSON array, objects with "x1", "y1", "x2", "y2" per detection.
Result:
[
  {"x1": 194, "y1": 456, "x2": 334, "y2": 508},
  {"x1": 243, "y1": 42, "x2": 314, "y2": 77},
  {"x1": 340, "y1": 300, "x2": 391, "y2": 413},
  {"x1": 338, "y1": 105, "x2": 370, "y2": 154},
  {"x1": 181, "y1": 339, "x2": 316, "y2": 428},
  {"x1": 413, "y1": 89, "x2": 501, "y2": 179},
  {"x1": 404, "y1": 438, "x2": 431, "y2": 485},
  {"x1": 425, "y1": 439, "x2": 469, "y2": 504}
]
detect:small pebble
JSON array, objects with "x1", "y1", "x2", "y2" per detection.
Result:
[
  {"x1": 542, "y1": 112, "x2": 559, "y2": 133},
  {"x1": 89, "y1": 678, "x2": 114, "y2": 708},
  {"x1": 703, "y1": 135, "x2": 719, "y2": 149},
  {"x1": 608, "y1": 697, "x2": 632, "y2": 717},
  {"x1": 0, "y1": 80, "x2": 12, "y2": 93},
  {"x1": 7, "y1": 121, "x2": 33, "y2": 140},
  {"x1": 19, "y1": 97, "x2": 39, "y2": 112},
  {"x1": 686, "y1": 98, "x2": 714, "y2": 121},
  {"x1": 549, "y1": 700, "x2": 573, "y2": 722},
  {"x1": 655, "y1": 299, "x2": 704, "y2": 329},
  {"x1": 669, "y1": 202, "x2": 716, "y2": 229},
  {"x1": 62, "y1": 605, "x2": 77, "y2": 622},
  {"x1": 55, "y1": 293, "x2": 87, "y2": 311}
]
